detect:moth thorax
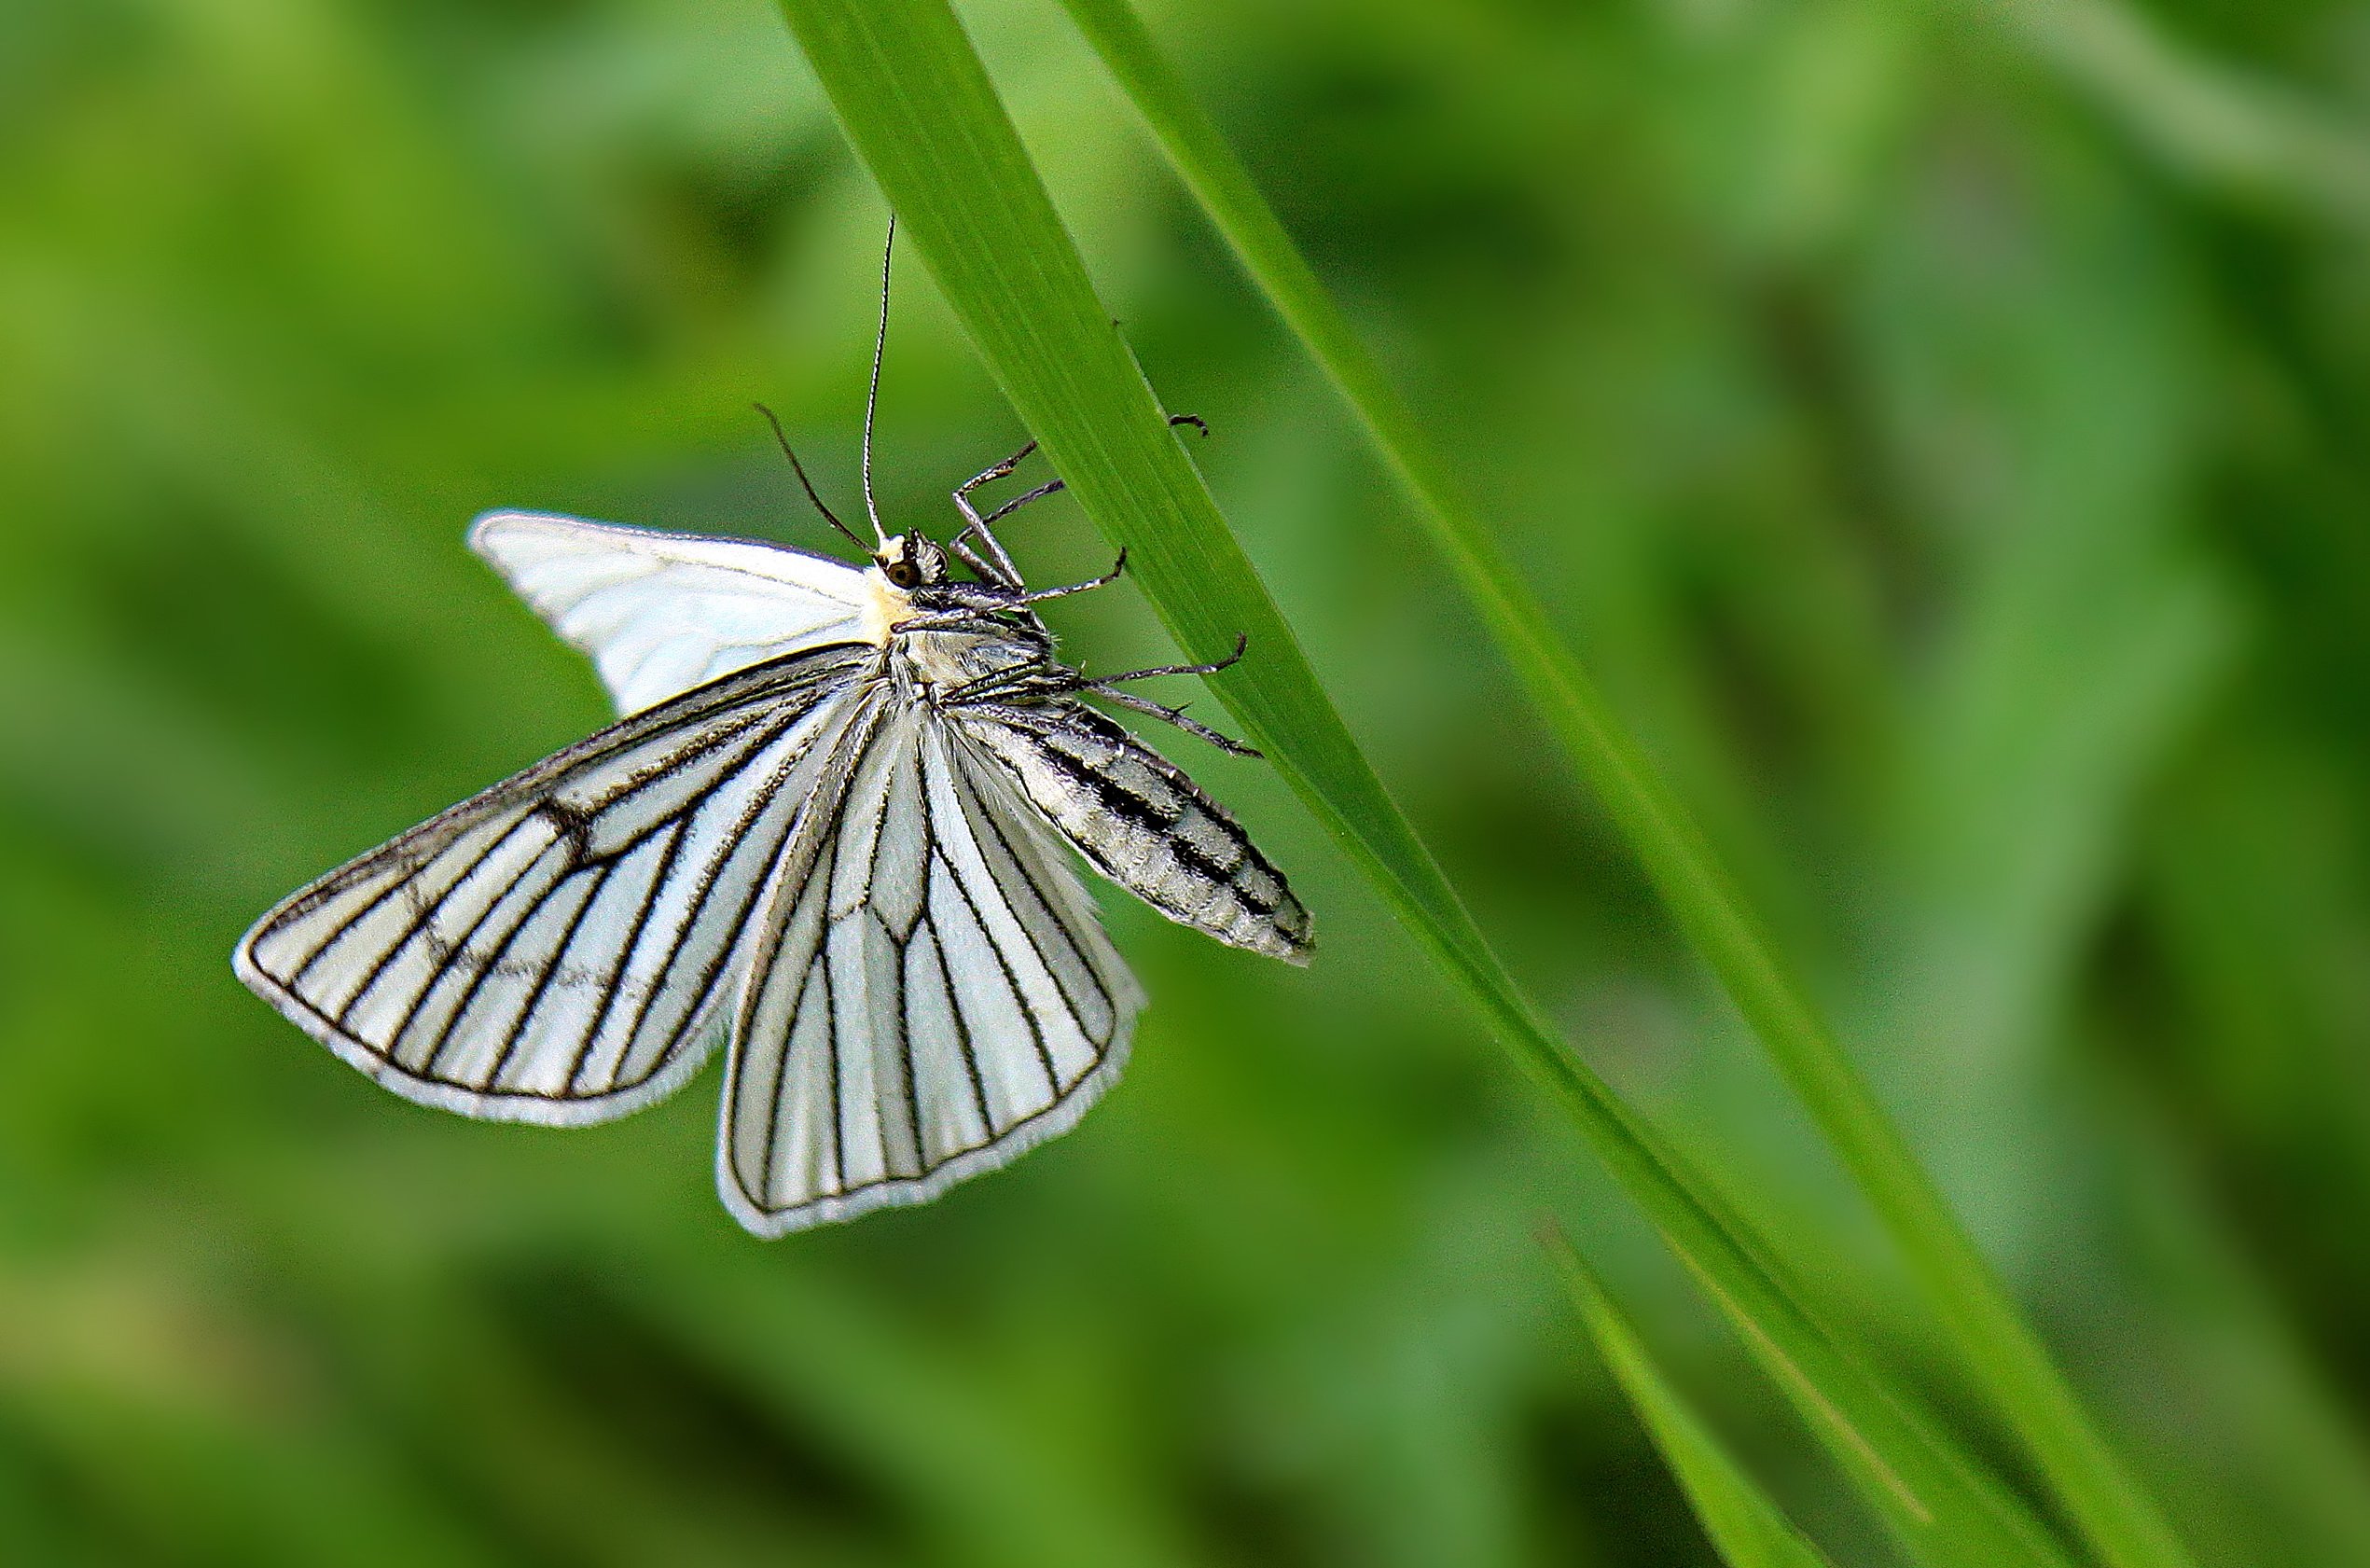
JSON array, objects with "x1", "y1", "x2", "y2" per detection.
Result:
[{"x1": 901, "y1": 623, "x2": 1042, "y2": 690}]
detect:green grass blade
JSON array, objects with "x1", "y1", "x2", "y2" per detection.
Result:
[
  {"x1": 1548, "y1": 1232, "x2": 1839, "y2": 1568},
  {"x1": 1047, "y1": 5, "x2": 2197, "y2": 1566},
  {"x1": 767, "y1": 3, "x2": 2071, "y2": 1563}
]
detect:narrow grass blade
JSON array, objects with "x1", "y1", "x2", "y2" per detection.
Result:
[
  {"x1": 767, "y1": 3, "x2": 2072, "y2": 1563},
  {"x1": 1047, "y1": 5, "x2": 2197, "y2": 1566},
  {"x1": 1548, "y1": 1231, "x2": 1839, "y2": 1568}
]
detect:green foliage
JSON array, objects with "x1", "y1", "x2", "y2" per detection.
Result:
[{"x1": 5, "y1": 0, "x2": 2370, "y2": 1563}]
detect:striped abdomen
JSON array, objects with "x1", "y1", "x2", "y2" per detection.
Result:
[{"x1": 959, "y1": 703, "x2": 1312, "y2": 964}]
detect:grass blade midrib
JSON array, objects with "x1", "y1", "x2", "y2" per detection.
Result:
[{"x1": 1048, "y1": 4, "x2": 2195, "y2": 1566}]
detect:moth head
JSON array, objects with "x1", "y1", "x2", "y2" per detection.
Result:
[{"x1": 874, "y1": 533, "x2": 948, "y2": 591}]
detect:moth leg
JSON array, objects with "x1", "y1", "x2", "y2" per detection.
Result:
[
  {"x1": 1024, "y1": 549, "x2": 1128, "y2": 604},
  {"x1": 1083, "y1": 631, "x2": 1249, "y2": 685},
  {"x1": 980, "y1": 412, "x2": 1196, "y2": 536},
  {"x1": 957, "y1": 437, "x2": 1039, "y2": 497},
  {"x1": 938, "y1": 659, "x2": 1068, "y2": 707},
  {"x1": 956, "y1": 477, "x2": 1061, "y2": 587},
  {"x1": 1086, "y1": 687, "x2": 1260, "y2": 757},
  {"x1": 977, "y1": 479, "x2": 1066, "y2": 531},
  {"x1": 992, "y1": 632, "x2": 1258, "y2": 756},
  {"x1": 947, "y1": 534, "x2": 1009, "y2": 587},
  {"x1": 950, "y1": 416, "x2": 1205, "y2": 587},
  {"x1": 942, "y1": 629, "x2": 1243, "y2": 710},
  {"x1": 951, "y1": 438, "x2": 1038, "y2": 588}
]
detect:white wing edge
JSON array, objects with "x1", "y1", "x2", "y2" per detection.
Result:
[
  {"x1": 467, "y1": 510, "x2": 870, "y2": 605},
  {"x1": 231, "y1": 930, "x2": 729, "y2": 1130},
  {"x1": 713, "y1": 1022, "x2": 1135, "y2": 1238}
]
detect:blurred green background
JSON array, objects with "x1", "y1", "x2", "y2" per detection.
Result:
[{"x1": 7, "y1": 0, "x2": 2370, "y2": 1562}]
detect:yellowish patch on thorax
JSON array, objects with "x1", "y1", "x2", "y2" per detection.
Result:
[{"x1": 859, "y1": 566, "x2": 916, "y2": 645}]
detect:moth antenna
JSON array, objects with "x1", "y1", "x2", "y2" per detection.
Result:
[
  {"x1": 861, "y1": 215, "x2": 894, "y2": 547},
  {"x1": 754, "y1": 403, "x2": 866, "y2": 551}
]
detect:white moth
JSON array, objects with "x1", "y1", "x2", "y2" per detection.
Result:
[{"x1": 233, "y1": 227, "x2": 1310, "y2": 1236}]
